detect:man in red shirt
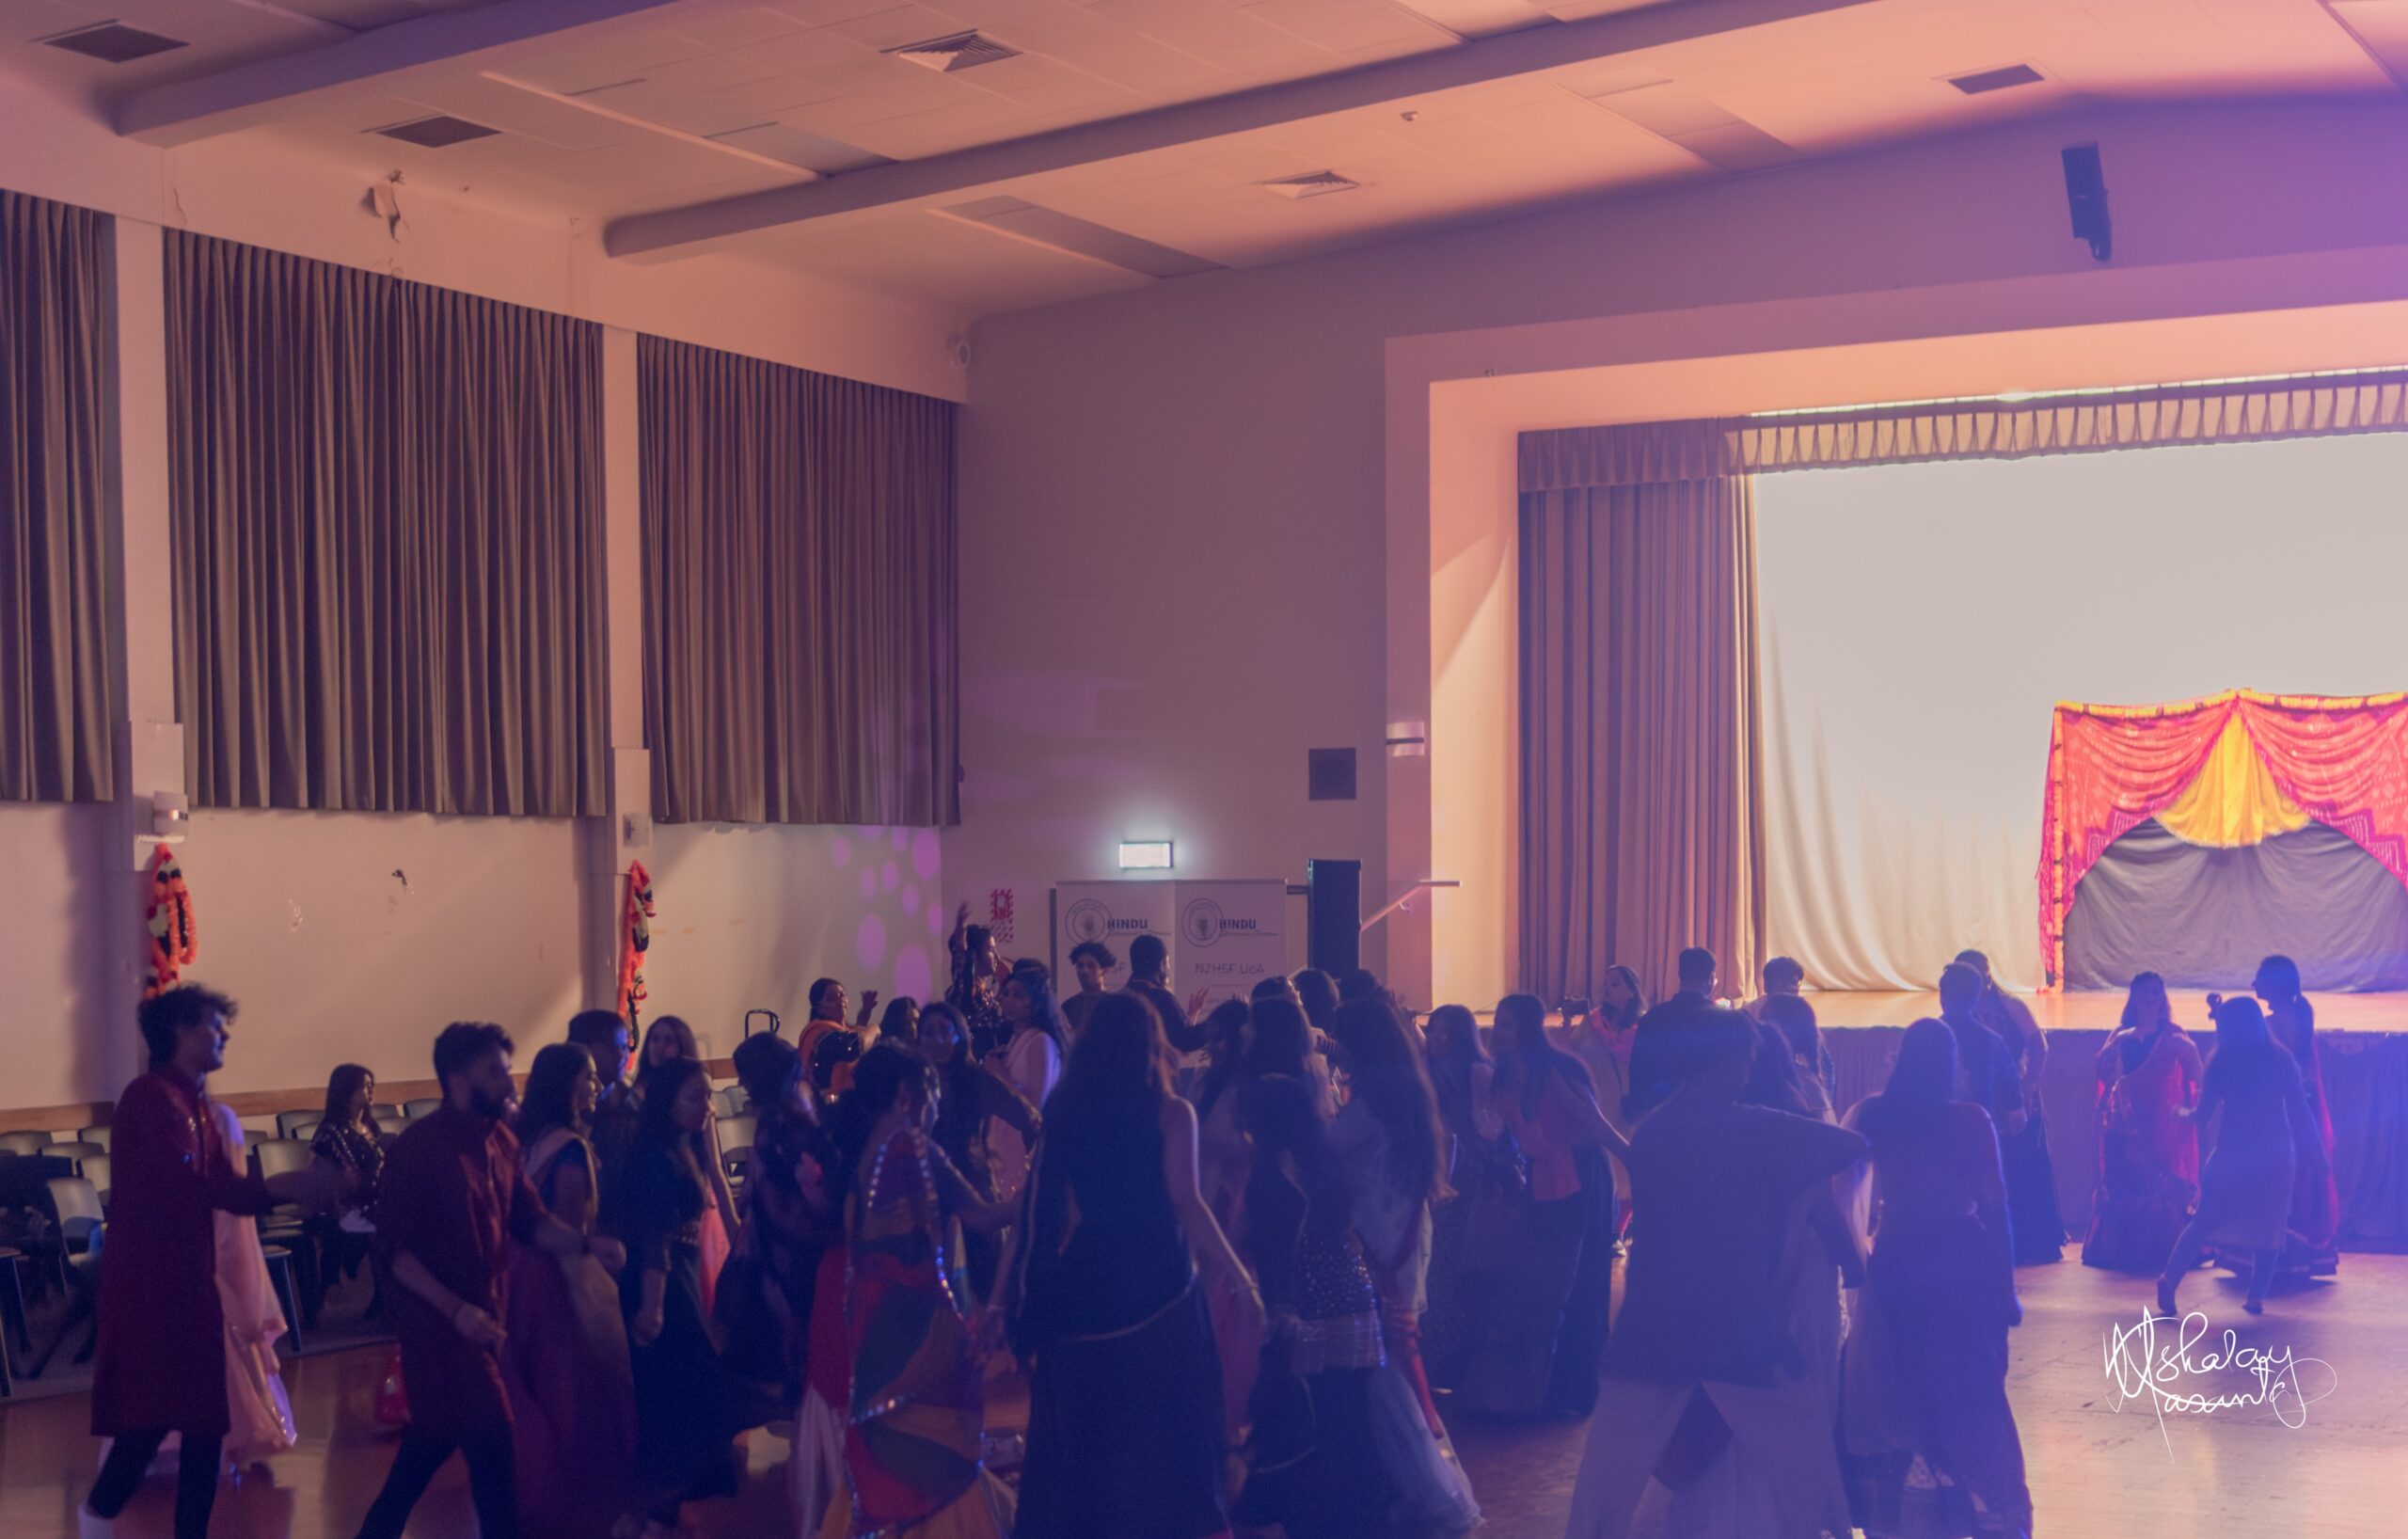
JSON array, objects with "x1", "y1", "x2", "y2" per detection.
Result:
[
  {"x1": 86, "y1": 984, "x2": 343, "y2": 1539},
  {"x1": 355, "y1": 1023, "x2": 625, "y2": 1539}
]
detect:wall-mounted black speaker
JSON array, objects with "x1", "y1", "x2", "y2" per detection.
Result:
[
  {"x1": 1307, "y1": 858, "x2": 1361, "y2": 977},
  {"x1": 2062, "y1": 143, "x2": 2111, "y2": 262}
]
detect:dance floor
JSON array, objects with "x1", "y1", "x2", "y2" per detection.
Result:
[{"x1": 4, "y1": 1254, "x2": 2404, "y2": 1537}]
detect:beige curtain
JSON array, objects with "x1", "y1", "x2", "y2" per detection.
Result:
[
  {"x1": 1519, "y1": 477, "x2": 1764, "y2": 1005},
  {"x1": 166, "y1": 230, "x2": 607, "y2": 816},
  {"x1": 1, "y1": 189, "x2": 114, "y2": 802},
  {"x1": 641, "y1": 336, "x2": 958, "y2": 826}
]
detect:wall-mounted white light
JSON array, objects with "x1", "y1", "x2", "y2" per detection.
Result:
[{"x1": 1118, "y1": 840, "x2": 1174, "y2": 871}]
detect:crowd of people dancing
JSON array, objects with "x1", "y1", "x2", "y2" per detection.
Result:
[{"x1": 74, "y1": 908, "x2": 2343, "y2": 1539}]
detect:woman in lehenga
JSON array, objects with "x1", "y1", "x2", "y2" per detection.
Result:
[
  {"x1": 828, "y1": 1044, "x2": 1018, "y2": 1538},
  {"x1": 1233, "y1": 1074, "x2": 1404, "y2": 1539},
  {"x1": 1483, "y1": 993, "x2": 1624, "y2": 1420},
  {"x1": 2158, "y1": 996, "x2": 2330, "y2": 1319},
  {"x1": 1841, "y1": 1020, "x2": 2033, "y2": 1539},
  {"x1": 915, "y1": 1003, "x2": 1041, "y2": 1304},
  {"x1": 2208, "y1": 956, "x2": 2339, "y2": 1278},
  {"x1": 1007, "y1": 992, "x2": 1262, "y2": 1539},
  {"x1": 2081, "y1": 974, "x2": 2202, "y2": 1276},
  {"x1": 634, "y1": 1014, "x2": 741, "y2": 1310},
  {"x1": 1326, "y1": 995, "x2": 1479, "y2": 1535},
  {"x1": 794, "y1": 1044, "x2": 1018, "y2": 1538},
  {"x1": 1418, "y1": 1005, "x2": 1537, "y2": 1403},
  {"x1": 504, "y1": 1044, "x2": 638, "y2": 1536},
  {"x1": 989, "y1": 967, "x2": 1067, "y2": 1200}
]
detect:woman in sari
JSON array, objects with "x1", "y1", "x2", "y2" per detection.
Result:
[
  {"x1": 213, "y1": 1104, "x2": 298, "y2": 1470},
  {"x1": 2081, "y1": 974, "x2": 2202, "y2": 1276},
  {"x1": 505, "y1": 1043, "x2": 637, "y2": 1537},
  {"x1": 2214, "y1": 956, "x2": 2340, "y2": 1278}
]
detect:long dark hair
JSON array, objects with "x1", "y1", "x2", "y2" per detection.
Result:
[
  {"x1": 1004, "y1": 963, "x2": 1067, "y2": 1051},
  {"x1": 632, "y1": 1055, "x2": 710, "y2": 1198},
  {"x1": 1045, "y1": 992, "x2": 1175, "y2": 1137},
  {"x1": 1291, "y1": 968, "x2": 1339, "y2": 1035},
  {"x1": 518, "y1": 1043, "x2": 594, "y2": 1148},
  {"x1": 1601, "y1": 963, "x2": 1647, "y2": 1031},
  {"x1": 637, "y1": 1014, "x2": 700, "y2": 1102},
  {"x1": 2120, "y1": 972, "x2": 2170, "y2": 1034},
  {"x1": 1495, "y1": 992, "x2": 1592, "y2": 1115},
  {"x1": 1331, "y1": 995, "x2": 1449, "y2": 1204},
  {"x1": 2204, "y1": 995, "x2": 2292, "y2": 1101},
  {"x1": 1857, "y1": 1018, "x2": 1956, "y2": 1141},
  {"x1": 1245, "y1": 1073, "x2": 1354, "y2": 1244},
  {"x1": 1738, "y1": 1021, "x2": 1812, "y2": 1117},
  {"x1": 825, "y1": 1042, "x2": 938, "y2": 1214},
  {"x1": 919, "y1": 1002, "x2": 985, "y2": 1163},
  {"x1": 2255, "y1": 954, "x2": 2315, "y2": 1040},
  {"x1": 1246, "y1": 996, "x2": 1314, "y2": 1082},
  {"x1": 322, "y1": 1063, "x2": 377, "y2": 1133},
  {"x1": 1194, "y1": 998, "x2": 1253, "y2": 1119}
]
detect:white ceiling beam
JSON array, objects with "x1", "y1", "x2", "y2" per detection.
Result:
[
  {"x1": 115, "y1": 0, "x2": 689, "y2": 147},
  {"x1": 604, "y1": 0, "x2": 1873, "y2": 262}
]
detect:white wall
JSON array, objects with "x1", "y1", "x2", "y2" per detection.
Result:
[
  {"x1": 0, "y1": 75, "x2": 959, "y2": 1112},
  {"x1": 952, "y1": 97, "x2": 2408, "y2": 1009}
]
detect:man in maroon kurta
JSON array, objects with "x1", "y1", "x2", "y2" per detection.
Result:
[
  {"x1": 87, "y1": 984, "x2": 341, "y2": 1539},
  {"x1": 356, "y1": 1022, "x2": 623, "y2": 1539}
]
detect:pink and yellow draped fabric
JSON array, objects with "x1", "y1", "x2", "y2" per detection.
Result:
[{"x1": 2038, "y1": 689, "x2": 2408, "y2": 982}]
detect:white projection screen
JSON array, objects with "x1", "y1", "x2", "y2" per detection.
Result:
[{"x1": 1754, "y1": 433, "x2": 2408, "y2": 992}]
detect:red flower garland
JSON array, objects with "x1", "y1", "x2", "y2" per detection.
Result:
[
  {"x1": 618, "y1": 860, "x2": 655, "y2": 1030},
  {"x1": 144, "y1": 845, "x2": 198, "y2": 998}
]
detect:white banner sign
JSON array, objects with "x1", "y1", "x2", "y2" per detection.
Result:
[
  {"x1": 1172, "y1": 880, "x2": 1288, "y2": 1013},
  {"x1": 1053, "y1": 879, "x2": 1290, "y2": 1015}
]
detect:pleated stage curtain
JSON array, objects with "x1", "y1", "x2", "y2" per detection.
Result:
[
  {"x1": 166, "y1": 230, "x2": 608, "y2": 817},
  {"x1": 1517, "y1": 369, "x2": 2408, "y2": 489},
  {"x1": 1518, "y1": 475, "x2": 1764, "y2": 1006},
  {"x1": 0, "y1": 189, "x2": 115, "y2": 802},
  {"x1": 639, "y1": 336, "x2": 958, "y2": 828}
]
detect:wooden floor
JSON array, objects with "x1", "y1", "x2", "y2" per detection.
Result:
[
  {"x1": 1811, "y1": 988, "x2": 2408, "y2": 1035},
  {"x1": 6, "y1": 1254, "x2": 2406, "y2": 1536}
]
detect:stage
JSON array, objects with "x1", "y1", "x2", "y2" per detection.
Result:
[{"x1": 1808, "y1": 989, "x2": 2408, "y2": 1035}]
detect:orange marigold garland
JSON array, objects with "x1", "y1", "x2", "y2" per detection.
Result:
[
  {"x1": 144, "y1": 844, "x2": 198, "y2": 998},
  {"x1": 618, "y1": 859, "x2": 655, "y2": 1030}
]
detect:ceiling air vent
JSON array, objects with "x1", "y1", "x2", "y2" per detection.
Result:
[
  {"x1": 886, "y1": 32, "x2": 1021, "y2": 72},
  {"x1": 371, "y1": 116, "x2": 501, "y2": 149},
  {"x1": 1259, "y1": 170, "x2": 1361, "y2": 200},
  {"x1": 1947, "y1": 63, "x2": 2045, "y2": 95},
  {"x1": 41, "y1": 22, "x2": 187, "y2": 63}
]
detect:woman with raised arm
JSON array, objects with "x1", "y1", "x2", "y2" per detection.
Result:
[{"x1": 1007, "y1": 992, "x2": 1263, "y2": 1539}]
